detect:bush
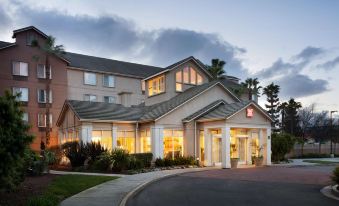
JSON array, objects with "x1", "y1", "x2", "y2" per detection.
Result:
[
  {"x1": 271, "y1": 132, "x2": 295, "y2": 162},
  {"x1": 24, "y1": 149, "x2": 45, "y2": 176},
  {"x1": 155, "y1": 158, "x2": 164, "y2": 167},
  {"x1": 92, "y1": 152, "x2": 113, "y2": 171},
  {"x1": 130, "y1": 153, "x2": 153, "y2": 168},
  {"x1": 332, "y1": 166, "x2": 339, "y2": 185},
  {"x1": 44, "y1": 149, "x2": 57, "y2": 165},
  {"x1": 62, "y1": 141, "x2": 88, "y2": 168},
  {"x1": 155, "y1": 156, "x2": 196, "y2": 167},
  {"x1": 111, "y1": 148, "x2": 130, "y2": 172},
  {"x1": 0, "y1": 91, "x2": 34, "y2": 190},
  {"x1": 86, "y1": 142, "x2": 107, "y2": 162},
  {"x1": 128, "y1": 156, "x2": 144, "y2": 170},
  {"x1": 48, "y1": 146, "x2": 63, "y2": 165}
]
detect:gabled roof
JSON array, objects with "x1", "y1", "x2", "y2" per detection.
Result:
[
  {"x1": 12, "y1": 26, "x2": 48, "y2": 38},
  {"x1": 182, "y1": 99, "x2": 227, "y2": 122},
  {"x1": 64, "y1": 52, "x2": 166, "y2": 78},
  {"x1": 0, "y1": 41, "x2": 15, "y2": 50},
  {"x1": 143, "y1": 56, "x2": 213, "y2": 81}
]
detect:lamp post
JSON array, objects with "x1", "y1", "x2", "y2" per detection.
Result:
[{"x1": 330, "y1": 110, "x2": 338, "y2": 157}]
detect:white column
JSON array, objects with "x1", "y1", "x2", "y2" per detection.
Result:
[
  {"x1": 222, "y1": 126, "x2": 231, "y2": 168},
  {"x1": 112, "y1": 126, "x2": 118, "y2": 149},
  {"x1": 266, "y1": 127, "x2": 272, "y2": 165},
  {"x1": 204, "y1": 129, "x2": 212, "y2": 166},
  {"x1": 80, "y1": 123, "x2": 92, "y2": 143},
  {"x1": 151, "y1": 125, "x2": 164, "y2": 159},
  {"x1": 247, "y1": 130, "x2": 252, "y2": 165},
  {"x1": 259, "y1": 128, "x2": 264, "y2": 157}
]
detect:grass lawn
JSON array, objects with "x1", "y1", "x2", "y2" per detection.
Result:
[
  {"x1": 27, "y1": 175, "x2": 118, "y2": 206},
  {"x1": 303, "y1": 160, "x2": 339, "y2": 165}
]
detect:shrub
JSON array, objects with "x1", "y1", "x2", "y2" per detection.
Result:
[
  {"x1": 174, "y1": 156, "x2": 196, "y2": 166},
  {"x1": 44, "y1": 149, "x2": 57, "y2": 165},
  {"x1": 111, "y1": 148, "x2": 130, "y2": 172},
  {"x1": 0, "y1": 91, "x2": 34, "y2": 190},
  {"x1": 62, "y1": 141, "x2": 88, "y2": 168},
  {"x1": 24, "y1": 149, "x2": 45, "y2": 176},
  {"x1": 155, "y1": 156, "x2": 197, "y2": 167},
  {"x1": 332, "y1": 166, "x2": 339, "y2": 185},
  {"x1": 128, "y1": 156, "x2": 144, "y2": 170},
  {"x1": 164, "y1": 158, "x2": 174, "y2": 167},
  {"x1": 130, "y1": 153, "x2": 153, "y2": 168},
  {"x1": 86, "y1": 142, "x2": 107, "y2": 162},
  {"x1": 48, "y1": 146, "x2": 63, "y2": 165},
  {"x1": 92, "y1": 152, "x2": 113, "y2": 171},
  {"x1": 155, "y1": 158, "x2": 164, "y2": 167},
  {"x1": 271, "y1": 132, "x2": 295, "y2": 162}
]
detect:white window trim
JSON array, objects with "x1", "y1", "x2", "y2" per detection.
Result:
[
  {"x1": 84, "y1": 72, "x2": 97, "y2": 86},
  {"x1": 37, "y1": 65, "x2": 52, "y2": 79},
  {"x1": 38, "y1": 114, "x2": 52, "y2": 128},
  {"x1": 12, "y1": 61, "x2": 28, "y2": 76},
  {"x1": 37, "y1": 89, "x2": 52, "y2": 103},
  {"x1": 103, "y1": 74, "x2": 115, "y2": 88}
]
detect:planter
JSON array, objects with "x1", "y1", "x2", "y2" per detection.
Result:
[
  {"x1": 231, "y1": 158, "x2": 239, "y2": 168},
  {"x1": 253, "y1": 157, "x2": 263, "y2": 166},
  {"x1": 332, "y1": 185, "x2": 339, "y2": 198}
]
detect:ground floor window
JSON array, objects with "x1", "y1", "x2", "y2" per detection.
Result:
[
  {"x1": 251, "y1": 132, "x2": 259, "y2": 156},
  {"x1": 163, "y1": 129, "x2": 183, "y2": 159},
  {"x1": 92, "y1": 130, "x2": 113, "y2": 150},
  {"x1": 140, "y1": 129, "x2": 151, "y2": 153},
  {"x1": 117, "y1": 131, "x2": 135, "y2": 153}
]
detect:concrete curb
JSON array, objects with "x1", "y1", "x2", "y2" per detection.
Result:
[
  {"x1": 119, "y1": 169, "x2": 213, "y2": 206},
  {"x1": 320, "y1": 185, "x2": 339, "y2": 201}
]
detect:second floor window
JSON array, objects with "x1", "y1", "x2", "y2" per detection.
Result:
[
  {"x1": 37, "y1": 64, "x2": 52, "y2": 79},
  {"x1": 37, "y1": 89, "x2": 52, "y2": 103},
  {"x1": 84, "y1": 94, "x2": 97, "y2": 102},
  {"x1": 22, "y1": 112, "x2": 29, "y2": 123},
  {"x1": 38, "y1": 113, "x2": 52, "y2": 127},
  {"x1": 175, "y1": 70, "x2": 183, "y2": 92},
  {"x1": 12, "y1": 61, "x2": 28, "y2": 76},
  {"x1": 12, "y1": 87, "x2": 29, "y2": 102},
  {"x1": 103, "y1": 75, "x2": 115, "y2": 87},
  {"x1": 84, "y1": 72, "x2": 96, "y2": 85},
  {"x1": 148, "y1": 75, "x2": 165, "y2": 96},
  {"x1": 104, "y1": 96, "x2": 116, "y2": 103}
]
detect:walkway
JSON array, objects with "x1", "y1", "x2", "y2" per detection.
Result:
[
  {"x1": 273, "y1": 158, "x2": 339, "y2": 166},
  {"x1": 60, "y1": 167, "x2": 213, "y2": 206}
]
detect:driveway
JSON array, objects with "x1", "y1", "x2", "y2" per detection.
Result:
[{"x1": 127, "y1": 165, "x2": 338, "y2": 206}]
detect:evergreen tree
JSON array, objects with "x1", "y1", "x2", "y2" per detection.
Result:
[
  {"x1": 263, "y1": 82, "x2": 280, "y2": 128},
  {"x1": 279, "y1": 98, "x2": 302, "y2": 136}
]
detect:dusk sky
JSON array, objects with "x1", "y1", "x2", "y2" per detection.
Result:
[{"x1": 1, "y1": 0, "x2": 338, "y2": 114}]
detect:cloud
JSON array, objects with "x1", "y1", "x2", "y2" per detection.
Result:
[
  {"x1": 276, "y1": 74, "x2": 329, "y2": 98},
  {"x1": 293, "y1": 46, "x2": 325, "y2": 62},
  {"x1": 316, "y1": 56, "x2": 339, "y2": 70}
]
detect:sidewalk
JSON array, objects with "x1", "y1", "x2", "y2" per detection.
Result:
[
  {"x1": 273, "y1": 158, "x2": 339, "y2": 166},
  {"x1": 60, "y1": 167, "x2": 213, "y2": 206}
]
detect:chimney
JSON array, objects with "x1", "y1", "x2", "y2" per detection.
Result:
[{"x1": 118, "y1": 92, "x2": 132, "y2": 107}]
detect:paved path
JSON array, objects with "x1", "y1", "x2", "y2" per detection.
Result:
[
  {"x1": 273, "y1": 158, "x2": 339, "y2": 166},
  {"x1": 127, "y1": 166, "x2": 338, "y2": 206},
  {"x1": 50, "y1": 170, "x2": 127, "y2": 177},
  {"x1": 60, "y1": 167, "x2": 213, "y2": 206}
]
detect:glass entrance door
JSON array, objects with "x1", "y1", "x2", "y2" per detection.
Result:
[
  {"x1": 238, "y1": 138, "x2": 247, "y2": 163},
  {"x1": 212, "y1": 134, "x2": 222, "y2": 164}
]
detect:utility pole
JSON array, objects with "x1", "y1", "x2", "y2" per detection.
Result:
[{"x1": 330, "y1": 110, "x2": 338, "y2": 157}]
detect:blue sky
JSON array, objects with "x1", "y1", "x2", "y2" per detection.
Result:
[{"x1": 1, "y1": 0, "x2": 338, "y2": 113}]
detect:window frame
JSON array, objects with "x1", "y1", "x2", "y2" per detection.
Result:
[
  {"x1": 37, "y1": 64, "x2": 52, "y2": 79},
  {"x1": 102, "y1": 74, "x2": 115, "y2": 88},
  {"x1": 84, "y1": 72, "x2": 97, "y2": 86},
  {"x1": 103, "y1": 96, "x2": 116, "y2": 103},
  {"x1": 84, "y1": 94, "x2": 97, "y2": 102},
  {"x1": 12, "y1": 61, "x2": 28, "y2": 76},
  {"x1": 37, "y1": 113, "x2": 52, "y2": 128},
  {"x1": 148, "y1": 75, "x2": 165, "y2": 97},
  {"x1": 12, "y1": 87, "x2": 29, "y2": 102},
  {"x1": 37, "y1": 89, "x2": 52, "y2": 103}
]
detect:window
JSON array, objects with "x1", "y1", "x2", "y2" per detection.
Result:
[
  {"x1": 92, "y1": 130, "x2": 112, "y2": 150},
  {"x1": 183, "y1": 67, "x2": 189, "y2": 83},
  {"x1": 84, "y1": 94, "x2": 97, "y2": 102},
  {"x1": 37, "y1": 89, "x2": 52, "y2": 103},
  {"x1": 163, "y1": 130, "x2": 183, "y2": 159},
  {"x1": 103, "y1": 75, "x2": 115, "y2": 87},
  {"x1": 12, "y1": 61, "x2": 28, "y2": 76},
  {"x1": 22, "y1": 112, "x2": 29, "y2": 122},
  {"x1": 12, "y1": 87, "x2": 29, "y2": 102},
  {"x1": 175, "y1": 71, "x2": 183, "y2": 92},
  {"x1": 148, "y1": 75, "x2": 165, "y2": 96},
  {"x1": 84, "y1": 72, "x2": 96, "y2": 85},
  {"x1": 37, "y1": 64, "x2": 52, "y2": 79},
  {"x1": 117, "y1": 131, "x2": 135, "y2": 153},
  {"x1": 26, "y1": 33, "x2": 37, "y2": 45},
  {"x1": 103, "y1": 96, "x2": 116, "y2": 103},
  {"x1": 176, "y1": 83, "x2": 182, "y2": 92},
  {"x1": 197, "y1": 74, "x2": 203, "y2": 85},
  {"x1": 38, "y1": 113, "x2": 52, "y2": 127},
  {"x1": 140, "y1": 129, "x2": 151, "y2": 153},
  {"x1": 190, "y1": 67, "x2": 196, "y2": 84}
]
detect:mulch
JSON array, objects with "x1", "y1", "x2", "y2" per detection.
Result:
[{"x1": 0, "y1": 174, "x2": 58, "y2": 206}]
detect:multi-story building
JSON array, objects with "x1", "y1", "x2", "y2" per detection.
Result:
[{"x1": 1, "y1": 26, "x2": 272, "y2": 168}]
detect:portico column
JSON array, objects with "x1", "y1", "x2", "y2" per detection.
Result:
[
  {"x1": 80, "y1": 123, "x2": 92, "y2": 143},
  {"x1": 112, "y1": 126, "x2": 118, "y2": 149},
  {"x1": 222, "y1": 126, "x2": 231, "y2": 168},
  {"x1": 247, "y1": 130, "x2": 252, "y2": 165},
  {"x1": 204, "y1": 129, "x2": 212, "y2": 166},
  {"x1": 266, "y1": 127, "x2": 272, "y2": 165},
  {"x1": 151, "y1": 125, "x2": 164, "y2": 159}
]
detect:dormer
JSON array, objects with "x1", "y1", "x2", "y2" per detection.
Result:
[
  {"x1": 144, "y1": 56, "x2": 212, "y2": 106},
  {"x1": 12, "y1": 26, "x2": 49, "y2": 47}
]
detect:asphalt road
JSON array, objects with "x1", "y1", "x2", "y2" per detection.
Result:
[{"x1": 127, "y1": 166, "x2": 338, "y2": 206}]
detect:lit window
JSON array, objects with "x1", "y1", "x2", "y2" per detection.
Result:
[
  {"x1": 183, "y1": 67, "x2": 189, "y2": 83},
  {"x1": 37, "y1": 89, "x2": 52, "y2": 103},
  {"x1": 12, "y1": 61, "x2": 28, "y2": 76},
  {"x1": 163, "y1": 130, "x2": 183, "y2": 159},
  {"x1": 140, "y1": 129, "x2": 151, "y2": 153},
  {"x1": 84, "y1": 94, "x2": 97, "y2": 102},
  {"x1": 117, "y1": 131, "x2": 135, "y2": 153},
  {"x1": 104, "y1": 96, "x2": 116, "y2": 103},
  {"x1": 38, "y1": 113, "x2": 52, "y2": 127},
  {"x1": 190, "y1": 67, "x2": 196, "y2": 84},
  {"x1": 197, "y1": 74, "x2": 203, "y2": 85},
  {"x1": 37, "y1": 64, "x2": 52, "y2": 79},
  {"x1": 84, "y1": 72, "x2": 96, "y2": 85},
  {"x1": 92, "y1": 130, "x2": 113, "y2": 150},
  {"x1": 176, "y1": 83, "x2": 182, "y2": 92},
  {"x1": 103, "y1": 75, "x2": 115, "y2": 87},
  {"x1": 176, "y1": 71, "x2": 182, "y2": 83},
  {"x1": 148, "y1": 75, "x2": 165, "y2": 96},
  {"x1": 12, "y1": 87, "x2": 29, "y2": 102}
]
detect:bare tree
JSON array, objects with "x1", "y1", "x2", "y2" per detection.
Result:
[{"x1": 298, "y1": 104, "x2": 315, "y2": 156}]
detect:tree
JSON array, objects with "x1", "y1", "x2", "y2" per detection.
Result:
[
  {"x1": 271, "y1": 133, "x2": 295, "y2": 162},
  {"x1": 279, "y1": 98, "x2": 302, "y2": 136},
  {"x1": 206, "y1": 59, "x2": 226, "y2": 80},
  {"x1": 262, "y1": 82, "x2": 280, "y2": 128},
  {"x1": 0, "y1": 91, "x2": 34, "y2": 190},
  {"x1": 32, "y1": 36, "x2": 65, "y2": 148},
  {"x1": 310, "y1": 111, "x2": 330, "y2": 154},
  {"x1": 241, "y1": 78, "x2": 262, "y2": 101},
  {"x1": 298, "y1": 104, "x2": 315, "y2": 156}
]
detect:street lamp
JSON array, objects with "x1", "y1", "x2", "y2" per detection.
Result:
[{"x1": 330, "y1": 110, "x2": 338, "y2": 157}]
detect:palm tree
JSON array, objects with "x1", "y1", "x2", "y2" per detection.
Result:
[
  {"x1": 32, "y1": 36, "x2": 65, "y2": 148},
  {"x1": 263, "y1": 83, "x2": 280, "y2": 127},
  {"x1": 206, "y1": 59, "x2": 226, "y2": 80},
  {"x1": 241, "y1": 78, "x2": 262, "y2": 101}
]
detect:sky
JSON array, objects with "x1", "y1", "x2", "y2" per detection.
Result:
[{"x1": 1, "y1": 0, "x2": 339, "y2": 114}]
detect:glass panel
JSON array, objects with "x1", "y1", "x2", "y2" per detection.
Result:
[
  {"x1": 12, "y1": 62, "x2": 20, "y2": 75},
  {"x1": 163, "y1": 129, "x2": 183, "y2": 159},
  {"x1": 141, "y1": 80, "x2": 145, "y2": 91},
  {"x1": 140, "y1": 129, "x2": 151, "y2": 153},
  {"x1": 92, "y1": 131, "x2": 102, "y2": 143},
  {"x1": 104, "y1": 96, "x2": 116, "y2": 103},
  {"x1": 103, "y1": 75, "x2": 114, "y2": 87},
  {"x1": 197, "y1": 74, "x2": 203, "y2": 85},
  {"x1": 22, "y1": 112, "x2": 28, "y2": 122},
  {"x1": 38, "y1": 90, "x2": 46, "y2": 103},
  {"x1": 148, "y1": 75, "x2": 165, "y2": 96},
  {"x1": 38, "y1": 114, "x2": 45, "y2": 127},
  {"x1": 117, "y1": 131, "x2": 135, "y2": 153},
  {"x1": 238, "y1": 138, "x2": 247, "y2": 162},
  {"x1": 183, "y1": 67, "x2": 189, "y2": 83},
  {"x1": 212, "y1": 136, "x2": 221, "y2": 163},
  {"x1": 37, "y1": 64, "x2": 46, "y2": 78},
  {"x1": 102, "y1": 131, "x2": 112, "y2": 150},
  {"x1": 176, "y1": 83, "x2": 182, "y2": 92},
  {"x1": 84, "y1": 72, "x2": 96, "y2": 85},
  {"x1": 13, "y1": 88, "x2": 29, "y2": 102},
  {"x1": 190, "y1": 67, "x2": 196, "y2": 84},
  {"x1": 176, "y1": 71, "x2": 182, "y2": 83},
  {"x1": 199, "y1": 131, "x2": 204, "y2": 162},
  {"x1": 251, "y1": 133, "x2": 259, "y2": 156}
]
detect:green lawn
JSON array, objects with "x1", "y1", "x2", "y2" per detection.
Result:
[
  {"x1": 27, "y1": 175, "x2": 118, "y2": 206},
  {"x1": 303, "y1": 160, "x2": 339, "y2": 165}
]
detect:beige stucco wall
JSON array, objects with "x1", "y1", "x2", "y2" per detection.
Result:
[
  {"x1": 67, "y1": 69, "x2": 145, "y2": 106},
  {"x1": 226, "y1": 106, "x2": 271, "y2": 126},
  {"x1": 145, "y1": 61, "x2": 210, "y2": 106}
]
